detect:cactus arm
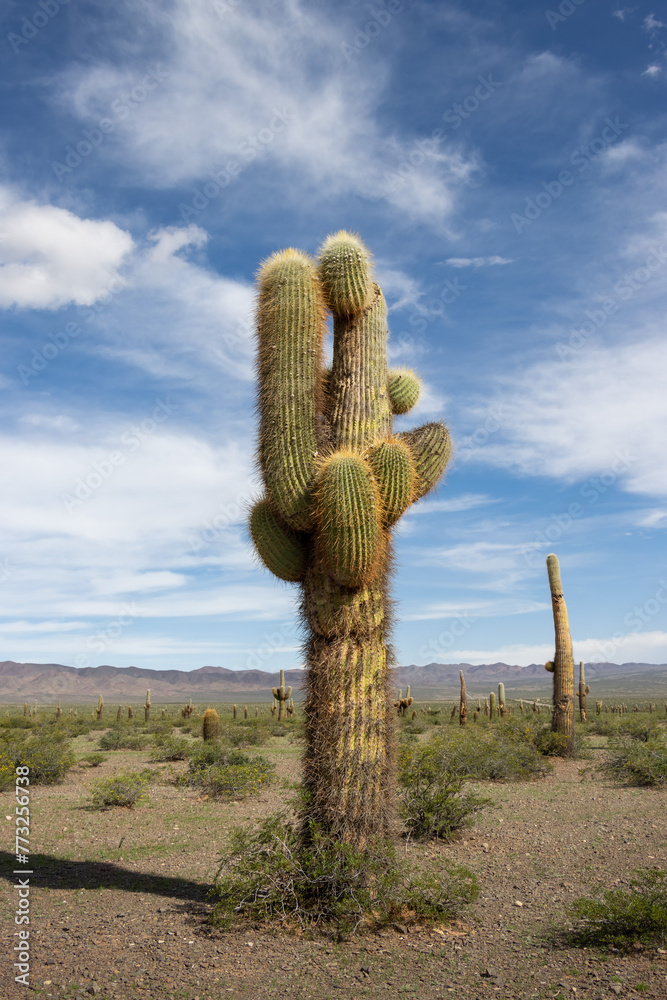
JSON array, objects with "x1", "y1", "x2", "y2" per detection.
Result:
[
  {"x1": 256, "y1": 249, "x2": 326, "y2": 530},
  {"x1": 387, "y1": 368, "x2": 421, "y2": 415},
  {"x1": 398, "y1": 422, "x2": 451, "y2": 499},
  {"x1": 250, "y1": 498, "x2": 308, "y2": 582}
]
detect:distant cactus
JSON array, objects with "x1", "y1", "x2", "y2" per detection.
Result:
[
  {"x1": 23, "y1": 702, "x2": 28, "y2": 717},
  {"x1": 272, "y1": 669, "x2": 292, "y2": 722},
  {"x1": 577, "y1": 661, "x2": 590, "y2": 722},
  {"x1": 596, "y1": 700, "x2": 602, "y2": 715},
  {"x1": 116, "y1": 705, "x2": 122, "y2": 722},
  {"x1": 144, "y1": 689, "x2": 151, "y2": 723},
  {"x1": 411, "y1": 710, "x2": 417, "y2": 721},
  {"x1": 498, "y1": 682, "x2": 506, "y2": 717},
  {"x1": 484, "y1": 698, "x2": 489, "y2": 717},
  {"x1": 96, "y1": 694, "x2": 104, "y2": 720},
  {"x1": 203, "y1": 708, "x2": 220, "y2": 742},
  {"x1": 545, "y1": 554, "x2": 575, "y2": 756},
  {"x1": 395, "y1": 686, "x2": 414, "y2": 717},
  {"x1": 459, "y1": 671, "x2": 467, "y2": 726},
  {"x1": 233, "y1": 704, "x2": 237, "y2": 720},
  {"x1": 472, "y1": 709, "x2": 479, "y2": 722},
  {"x1": 489, "y1": 691, "x2": 496, "y2": 719},
  {"x1": 55, "y1": 700, "x2": 62, "y2": 719},
  {"x1": 128, "y1": 705, "x2": 133, "y2": 719}
]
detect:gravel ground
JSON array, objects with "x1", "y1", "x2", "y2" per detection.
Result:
[{"x1": 2, "y1": 737, "x2": 667, "y2": 1000}]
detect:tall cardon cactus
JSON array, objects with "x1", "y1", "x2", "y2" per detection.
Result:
[
  {"x1": 249, "y1": 232, "x2": 451, "y2": 847},
  {"x1": 545, "y1": 553, "x2": 575, "y2": 755}
]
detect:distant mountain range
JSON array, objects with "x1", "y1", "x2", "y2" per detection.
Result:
[{"x1": 1, "y1": 659, "x2": 666, "y2": 702}]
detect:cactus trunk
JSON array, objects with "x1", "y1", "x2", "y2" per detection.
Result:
[
  {"x1": 545, "y1": 553, "x2": 575, "y2": 755},
  {"x1": 459, "y1": 671, "x2": 467, "y2": 726},
  {"x1": 249, "y1": 232, "x2": 451, "y2": 848}
]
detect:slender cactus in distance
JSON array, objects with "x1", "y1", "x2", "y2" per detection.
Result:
[
  {"x1": 459, "y1": 671, "x2": 467, "y2": 726},
  {"x1": 489, "y1": 691, "x2": 496, "y2": 719},
  {"x1": 577, "y1": 660, "x2": 590, "y2": 722},
  {"x1": 144, "y1": 689, "x2": 151, "y2": 723},
  {"x1": 498, "y1": 682, "x2": 506, "y2": 717},
  {"x1": 248, "y1": 232, "x2": 451, "y2": 847},
  {"x1": 545, "y1": 553, "x2": 575, "y2": 755},
  {"x1": 96, "y1": 694, "x2": 104, "y2": 720},
  {"x1": 272, "y1": 669, "x2": 292, "y2": 722}
]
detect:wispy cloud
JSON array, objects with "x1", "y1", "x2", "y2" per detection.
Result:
[{"x1": 443, "y1": 256, "x2": 515, "y2": 268}]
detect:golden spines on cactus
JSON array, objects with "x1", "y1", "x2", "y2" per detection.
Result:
[
  {"x1": 256, "y1": 248, "x2": 326, "y2": 531},
  {"x1": 249, "y1": 498, "x2": 308, "y2": 583},
  {"x1": 367, "y1": 437, "x2": 416, "y2": 526},
  {"x1": 326, "y1": 287, "x2": 392, "y2": 452},
  {"x1": 398, "y1": 422, "x2": 451, "y2": 499},
  {"x1": 202, "y1": 707, "x2": 220, "y2": 742},
  {"x1": 546, "y1": 553, "x2": 575, "y2": 755},
  {"x1": 315, "y1": 450, "x2": 383, "y2": 587},
  {"x1": 317, "y1": 231, "x2": 375, "y2": 317},
  {"x1": 388, "y1": 368, "x2": 421, "y2": 414}
]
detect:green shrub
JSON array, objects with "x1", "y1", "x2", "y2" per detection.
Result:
[
  {"x1": 98, "y1": 728, "x2": 150, "y2": 751},
  {"x1": 179, "y1": 743, "x2": 275, "y2": 798},
  {"x1": 598, "y1": 732, "x2": 667, "y2": 786},
  {"x1": 220, "y1": 722, "x2": 270, "y2": 747},
  {"x1": 567, "y1": 869, "x2": 667, "y2": 948},
  {"x1": 398, "y1": 742, "x2": 491, "y2": 840},
  {"x1": 90, "y1": 769, "x2": 152, "y2": 808},
  {"x1": 80, "y1": 753, "x2": 108, "y2": 767},
  {"x1": 149, "y1": 736, "x2": 191, "y2": 762},
  {"x1": 0, "y1": 730, "x2": 75, "y2": 787},
  {"x1": 211, "y1": 813, "x2": 478, "y2": 934},
  {"x1": 420, "y1": 722, "x2": 553, "y2": 783}
]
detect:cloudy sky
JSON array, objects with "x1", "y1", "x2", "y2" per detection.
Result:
[{"x1": 1, "y1": 0, "x2": 666, "y2": 673}]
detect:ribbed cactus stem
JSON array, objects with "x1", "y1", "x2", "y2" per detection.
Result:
[
  {"x1": 459, "y1": 671, "x2": 467, "y2": 726},
  {"x1": 546, "y1": 553, "x2": 575, "y2": 755},
  {"x1": 203, "y1": 708, "x2": 220, "y2": 742}
]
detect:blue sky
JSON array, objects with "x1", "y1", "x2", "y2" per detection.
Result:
[{"x1": 1, "y1": 0, "x2": 666, "y2": 673}]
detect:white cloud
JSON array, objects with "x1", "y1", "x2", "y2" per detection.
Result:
[
  {"x1": 426, "y1": 632, "x2": 667, "y2": 666},
  {"x1": 642, "y1": 65, "x2": 662, "y2": 77},
  {"x1": 443, "y1": 256, "x2": 515, "y2": 268},
  {"x1": 53, "y1": 0, "x2": 478, "y2": 227},
  {"x1": 466, "y1": 336, "x2": 667, "y2": 498},
  {"x1": 404, "y1": 597, "x2": 548, "y2": 621},
  {"x1": 0, "y1": 188, "x2": 133, "y2": 310},
  {"x1": 406, "y1": 493, "x2": 498, "y2": 515}
]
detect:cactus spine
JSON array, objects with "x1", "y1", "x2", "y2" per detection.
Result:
[
  {"x1": 202, "y1": 708, "x2": 220, "y2": 742},
  {"x1": 577, "y1": 660, "x2": 590, "y2": 722},
  {"x1": 459, "y1": 671, "x2": 467, "y2": 726},
  {"x1": 271, "y1": 669, "x2": 292, "y2": 722},
  {"x1": 249, "y1": 232, "x2": 451, "y2": 847},
  {"x1": 545, "y1": 553, "x2": 575, "y2": 756}
]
